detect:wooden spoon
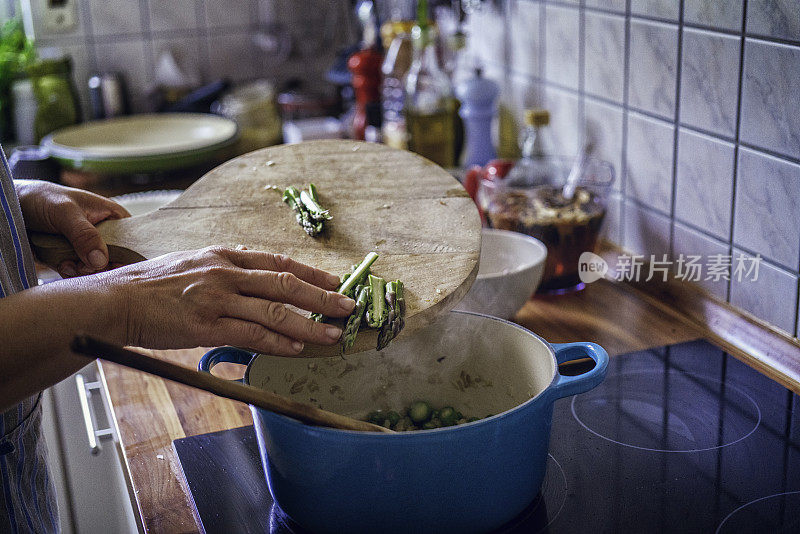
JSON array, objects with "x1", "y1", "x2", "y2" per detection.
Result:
[{"x1": 70, "y1": 336, "x2": 392, "y2": 433}]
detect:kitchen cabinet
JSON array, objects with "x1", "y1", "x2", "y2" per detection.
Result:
[{"x1": 42, "y1": 362, "x2": 139, "y2": 533}]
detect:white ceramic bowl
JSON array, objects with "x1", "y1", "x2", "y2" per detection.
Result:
[{"x1": 455, "y1": 229, "x2": 547, "y2": 319}]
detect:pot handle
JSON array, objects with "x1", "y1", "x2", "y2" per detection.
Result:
[
  {"x1": 198, "y1": 347, "x2": 257, "y2": 383},
  {"x1": 549, "y1": 342, "x2": 609, "y2": 399}
]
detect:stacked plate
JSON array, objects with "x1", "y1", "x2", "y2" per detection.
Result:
[{"x1": 42, "y1": 113, "x2": 238, "y2": 174}]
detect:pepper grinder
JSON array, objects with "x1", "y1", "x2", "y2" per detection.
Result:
[{"x1": 455, "y1": 67, "x2": 499, "y2": 167}]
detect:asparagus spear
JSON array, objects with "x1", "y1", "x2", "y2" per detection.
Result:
[
  {"x1": 377, "y1": 280, "x2": 405, "y2": 351},
  {"x1": 282, "y1": 186, "x2": 322, "y2": 236},
  {"x1": 308, "y1": 182, "x2": 322, "y2": 204},
  {"x1": 312, "y1": 252, "x2": 379, "y2": 322},
  {"x1": 338, "y1": 252, "x2": 379, "y2": 297},
  {"x1": 366, "y1": 275, "x2": 387, "y2": 328},
  {"x1": 300, "y1": 188, "x2": 331, "y2": 222},
  {"x1": 341, "y1": 285, "x2": 371, "y2": 353}
]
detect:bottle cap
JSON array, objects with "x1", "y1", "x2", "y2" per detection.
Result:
[{"x1": 524, "y1": 109, "x2": 549, "y2": 127}]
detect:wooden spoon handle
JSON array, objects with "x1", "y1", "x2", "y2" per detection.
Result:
[{"x1": 71, "y1": 336, "x2": 392, "y2": 433}]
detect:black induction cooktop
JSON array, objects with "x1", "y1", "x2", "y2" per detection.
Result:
[{"x1": 173, "y1": 339, "x2": 800, "y2": 533}]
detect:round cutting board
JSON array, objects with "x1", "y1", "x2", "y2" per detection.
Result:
[{"x1": 32, "y1": 140, "x2": 482, "y2": 356}]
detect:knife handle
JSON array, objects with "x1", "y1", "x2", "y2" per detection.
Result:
[{"x1": 28, "y1": 231, "x2": 145, "y2": 267}]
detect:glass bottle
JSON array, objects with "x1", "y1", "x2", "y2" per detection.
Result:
[
  {"x1": 381, "y1": 28, "x2": 413, "y2": 149},
  {"x1": 404, "y1": 0, "x2": 455, "y2": 168},
  {"x1": 506, "y1": 108, "x2": 558, "y2": 187}
]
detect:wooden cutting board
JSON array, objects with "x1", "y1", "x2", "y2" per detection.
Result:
[{"x1": 32, "y1": 140, "x2": 482, "y2": 357}]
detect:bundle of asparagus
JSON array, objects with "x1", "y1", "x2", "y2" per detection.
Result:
[
  {"x1": 282, "y1": 183, "x2": 331, "y2": 237},
  {"x1": 315, "y1": 252, "x2": 406, "y2": 353}
]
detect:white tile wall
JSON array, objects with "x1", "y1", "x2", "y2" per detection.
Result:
[
  {"x1": 204, "y1": 0, "x2": 253, "y2": 29},
  {"x1": 740, "y1": 39, "x2": 800, "y2": 160},
  {"x1": 584, "y1": 98, "x2": 623, "y2": 191},
  {"x1": 684, "y1": 0, "x2": 743, "y2": 31},
  {"x1": 26, "y1": 0, "x2": 348, "y2": 113},
  {"x1": 626, "y1": 112, "x2": 674, "y2": 214},
  {"x1": 733, "y1": 148, "x2": 800, "y2": 270},
  {"x1": 624, "y1": 200, "x2": 671, "y2": 257},
  {"x1": 674, "y1": 129, "x2": 734, "y2": 241},
  {"x1": 747, "y1": 0, "x2": 800, "y2": 41},
  {"x1": 87, "y1": 0, "x2": 143, "y2": 36},
  {"x1": 672, "y1": 221, "x2": 729, "y2": 300},
  {"x1": 585, "y1": 0, "x2": 626, "y2": 14},
  {"x1": 584, "y1": 11, "x2": 625, "y2": 103},
  {"x1": 544, "y1": 5, "x2": 580, "y2": 89},
  {"x1": 630, "y1": 0, "x2": 679, "y2": 21},
  {"x1": 206, "y1": 31, "x2": 256, "y2": 83},
  {"x1": 602, "y1": 192, "x2": 623, "y2": 243},
  {"x1": 679, "y1": 29, "x2": 740, "y2": 137},
  {"x1": 147, "y1": 0, "x2": 202, "y2": 32},
  {"x1": 729, "y1": 249, "x2": 799, "y2": 334},
  {"x1": 543, "y1": 85, "x2": 580, "y2": 157},
  {"x1": 509, "y1": 0, "x2": 541, "y2": 78},
  {"x1": 628, "y1": 19, "x2": 678, "y2": 119},
  {"x1": 477, "y1": 0, "x2": 800, "y2": 336}
]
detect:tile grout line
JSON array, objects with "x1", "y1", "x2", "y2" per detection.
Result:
[
  {"x1": 540, "y1": 1, "x2": 547, "y2": 86},
  {"x1": 726, "y1": 0, "x2": 748, "y2": 305},
  {"x1": 668, "y1": 0, "x2": 685, "y2": 262},
  {"x1": 196, "y1": 0, "x2": 211, "y2": 84},
  {"x1": 80, "y1": 0, "x2": 98, "y2": 74},
  {"x1": 577, "y1": 0, "x2": 586, "y2": 135},
  {"x1": 138, "y1": 0, "x2": 156, "y2": 87},
  {"x1": 618, "y1": 0, "x2": 632, "y2": 247}
]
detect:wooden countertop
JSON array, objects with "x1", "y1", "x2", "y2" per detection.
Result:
[{"x1": 102, "y1": 277, "x2": 707, "y2": 533}]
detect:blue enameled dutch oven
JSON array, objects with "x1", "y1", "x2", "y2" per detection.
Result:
[{"x1": 200, "y1": 311, "x2": 608, "y2": 534}]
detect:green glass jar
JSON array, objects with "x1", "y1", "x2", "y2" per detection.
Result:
[{"x1": 26, "y1": 56, "x2": 80, "y2": 142}]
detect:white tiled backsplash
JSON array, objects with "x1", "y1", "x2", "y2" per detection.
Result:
[
  {"x1": 467, "y1": 0, "x2": 800, "y2": 338},
  {"x1": 3, "y1": 0, "x2": 355, "y2": 114}
]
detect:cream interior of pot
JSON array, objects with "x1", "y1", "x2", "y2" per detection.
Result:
[{"x1": 246, "y1": 313, "x2": 556, "y2": 419}]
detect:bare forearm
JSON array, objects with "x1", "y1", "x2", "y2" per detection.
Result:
[{"x1": 0, "y1": 277, "x2": 124, "y2": 411}]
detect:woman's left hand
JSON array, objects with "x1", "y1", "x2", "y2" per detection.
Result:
[{"x1": 16, "y1": 180, "x2": 130, "y2": 277}]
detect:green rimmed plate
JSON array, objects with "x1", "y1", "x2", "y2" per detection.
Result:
[{"x1": 42, "y1": 113, "x2": 239, "y2": 174}]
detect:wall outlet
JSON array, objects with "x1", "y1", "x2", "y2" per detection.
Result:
[{"x1": 40, "y1": 0, "x2": 78, "y2": 33}]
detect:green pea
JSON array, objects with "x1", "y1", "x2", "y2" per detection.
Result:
[
  {"x1": 409, "y1": 401, "x2": 432, "y2": 423},
  {"x1": 422, "y1": 418, "x2": 442, "y2": 430},
  {"x1": 439, "y1": 406, "x2": 458, "y2": 426},
  {"x1": 367, "y1": 411, "x2": 384, "y2": 425},
  {"x1": 386, "y1": 411, "x2": 401, "y2": 427}
]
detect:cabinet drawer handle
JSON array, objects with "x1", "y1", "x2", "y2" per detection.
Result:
[{"x1": 75, "y1": 374, "x2": 115, "y2": 455}]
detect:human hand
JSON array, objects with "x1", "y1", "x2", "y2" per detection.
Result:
[
  {"x1": 95, "y1": 246, "x2": 354, "y2": 356},
  {"x1": 16, "y1": 180, "x2": 130, "y2": 277}
]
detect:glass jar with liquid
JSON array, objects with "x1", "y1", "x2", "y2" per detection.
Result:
[{"x1": 404, "y1": 2, "x2": 455, "y2": 168}]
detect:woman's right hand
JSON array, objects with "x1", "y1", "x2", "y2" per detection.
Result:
[{"x1": 94, "y1": 246, "x2": 355, "y2": 356}]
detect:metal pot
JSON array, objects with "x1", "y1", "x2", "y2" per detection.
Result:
[{"x1": 199, "y1": 311, "x2": 608, "y2": 533}]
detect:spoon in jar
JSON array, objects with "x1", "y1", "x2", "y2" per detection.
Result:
[{"x1": 561, "y1": 125, "x2": 598, "y2": 201}]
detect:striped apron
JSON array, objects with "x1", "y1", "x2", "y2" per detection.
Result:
[{"x1": 0, "y1": 146, "x2": 60, "y2": 533}]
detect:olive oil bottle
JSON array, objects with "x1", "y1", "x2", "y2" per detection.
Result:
[{"x1": 404, "y1": 0, "x2": 456, "y2": 168}]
